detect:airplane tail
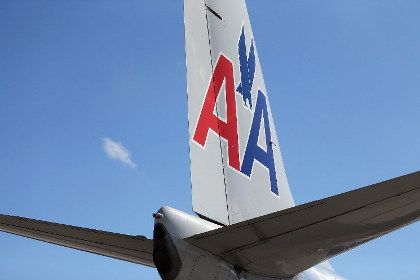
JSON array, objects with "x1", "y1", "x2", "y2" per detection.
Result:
[{"x1": 184, "y1": 0, "x2": 295, "y2": 225}]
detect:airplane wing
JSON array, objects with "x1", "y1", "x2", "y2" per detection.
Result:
[
  {"x1": 0, "y1": 214, "x2": 155, "y2": 267},
  {"x1": 186, "y1": 171, "x2": 420, "y2": 278}
]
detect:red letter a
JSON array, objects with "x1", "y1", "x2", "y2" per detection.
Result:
[{"x1": 193, "y1": 55, "x2": 240, "y2": 171}]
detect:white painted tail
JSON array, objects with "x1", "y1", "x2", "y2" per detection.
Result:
[{"x1": 184, "y1": 0, "x2": 295, "y2": 225}]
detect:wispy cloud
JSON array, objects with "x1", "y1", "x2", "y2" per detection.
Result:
[{"x1": 102, "y1": 138, "x2": 137, "y2": 169}]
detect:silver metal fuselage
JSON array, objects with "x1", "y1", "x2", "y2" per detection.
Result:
[{"x1": 156, "y1": 207, "x2": 346, "y2": 280}]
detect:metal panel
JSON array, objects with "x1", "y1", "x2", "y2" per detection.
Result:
[
  {"x1": 0, "y1": 214, "x2": 155, "y2": 267},
  {"x1": 186, "y1": 172, "x2": 420, "y2": 277},
  {"x1": 185, "y1": 0, "x2": 230, "y2": 225},
  {"x1": 193, "y1": 0, "x2": 295, "y2": 224},
  {"x1": 185, "y1": 0, "x2": 296, "y2": 225}
]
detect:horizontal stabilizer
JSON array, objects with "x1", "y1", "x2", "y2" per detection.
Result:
[
  {"x1": 0, "y1": 214, "x2": 154, "y2": 267},
  {"x1": 186, "y1": 171, "x2": 420, "y2": 278}
]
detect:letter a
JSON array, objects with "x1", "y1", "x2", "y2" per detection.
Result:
[
  {"x1": 193, "y1": 55, "x2": 240, "y2": 171},
  {"x1": 241, "y1": 90, "x2": 279, "y2": 195}
]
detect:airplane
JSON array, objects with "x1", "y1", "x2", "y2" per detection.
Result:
[{"x1": 1, "y1": 0, "x2": 419, "y2": 279}]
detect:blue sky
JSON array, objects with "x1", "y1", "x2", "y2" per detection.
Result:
[{"x1": 0, "y1": 0, "x2": 419, "y2": 279}]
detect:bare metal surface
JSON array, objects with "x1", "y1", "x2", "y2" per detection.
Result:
[
  {"x1": 186, "y1": 171, "x2": 420, "y2": 277},
  {"x1": 0, "y1": 214, "x2": 155, "y2": 267}
]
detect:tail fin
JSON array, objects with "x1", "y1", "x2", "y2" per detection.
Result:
[{"x1": 184, "y1": 0, "x2": 294, "y2": 225}]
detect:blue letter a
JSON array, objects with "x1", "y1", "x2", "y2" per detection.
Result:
[{"x1": 241, "y1": 91, "x2": 278, "y2": 195}]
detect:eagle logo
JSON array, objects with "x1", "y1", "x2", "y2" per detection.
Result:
[{"x1": 237, "y1": 26, "x2": 256, "y2": 109}]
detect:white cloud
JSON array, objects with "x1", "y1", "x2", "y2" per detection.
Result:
[{"x1": 102, "y1": 138, "x2": 137, "y2": 169}]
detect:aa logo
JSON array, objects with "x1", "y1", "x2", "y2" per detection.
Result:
[{"x1": 193, "y1": 26, "x2": 279, "y2": 196}]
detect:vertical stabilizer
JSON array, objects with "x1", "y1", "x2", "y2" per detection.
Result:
[{"x1": 184, "y1": 0, "x2": 295, "y2": 225}]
